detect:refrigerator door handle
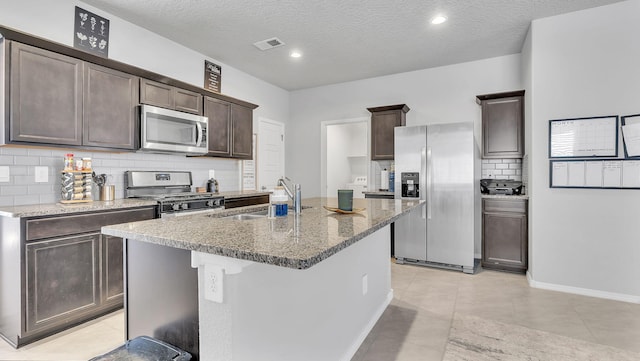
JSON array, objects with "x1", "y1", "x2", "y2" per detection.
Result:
[{"x1": 426, "y1": 146, "x2": 432, "y2": 220}]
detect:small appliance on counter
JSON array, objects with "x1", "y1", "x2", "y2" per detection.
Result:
[
  {"x1": 480, "y1": 179, "x2": 523, "y2": 195},
  {"x1": 207, "y1": 178, "x2": 219, "y2": 193}
]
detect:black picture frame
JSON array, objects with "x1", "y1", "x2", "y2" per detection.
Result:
[
  {"x1": 621, "y1": 114, "x2": 640, "y2": 159},
  {"x1": 204, "y1": 60, "x2": 222, "y2": 93},
  {"x1": 549, "y1": 159, "x2": 640, "y2": 189},
  {"x1": 74, "y1": 6, "x2": 109, "y2": 58},
  {"x1": 548, "y1": 115, "x2": 618, "y2": 158}
]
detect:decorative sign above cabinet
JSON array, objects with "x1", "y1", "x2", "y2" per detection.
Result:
[
  {"x1": 205, "y1": 60, "x2": 222, "y2": 93},
  {"x1": 73, "y1": 6, "x2": 109, "y2": 58}
]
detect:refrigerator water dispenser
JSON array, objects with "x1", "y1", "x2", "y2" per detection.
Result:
[{"x1": 401, "y1": 172, "x2": 420, "y2": 198}]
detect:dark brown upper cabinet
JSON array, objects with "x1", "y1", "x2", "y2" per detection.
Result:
[
  {"x1": 9, "y1": 41, "x2": 83, "y2": 146},
  {"x1": 203, "y1": 96, "x2": 253, "y2": 159},
  {"x1": 0, "y1": 26, "x2": 258, "y2": 152},
  {"x1": 6, "y1": 41, "x2": 139, "y2": 150},
  {"x1": 140, "y1": 78, "x2": 203, "y2": 115},
  {"x1": 83, "y1": 63, "x2": 139, "y2": 150},
  {"x1": 231, "y1": 103, "x2": 253, "y2": 159},
  {"x1": 477, "y1": 90, "x2": 524, "y2": 158},
  {"x1": 368, "y1": 104, "x2": 409, "y2": 160}
]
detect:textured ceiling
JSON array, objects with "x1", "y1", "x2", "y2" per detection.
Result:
[{"x1": 81, "y1": 0, "x2": 624, "y2": 91}]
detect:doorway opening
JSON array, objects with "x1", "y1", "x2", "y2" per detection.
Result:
[
  {"x1": 257, "y1": 117, "x2": 285, "y2": 192},
  {"x1": 320, "y1": 117, "x2": 369, "y2": 198}
]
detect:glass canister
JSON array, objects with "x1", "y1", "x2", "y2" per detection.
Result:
[
  {"x1": 82, "y1": 157, "x2": 92, "y2": 171},
  {"x1": 64, "y1": 154, "x2": 74, "y2": 171}
]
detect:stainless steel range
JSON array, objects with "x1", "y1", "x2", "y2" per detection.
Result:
[{"x1": 125, "y1": 170, "x2": 224, "y2": 217}]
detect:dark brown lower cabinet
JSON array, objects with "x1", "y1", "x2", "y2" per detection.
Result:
[
  {"x1": 25, "y1": 233, "x2": 100, "y2": 333},
  {"x1": 0, "y1": 206, "x2": 155, "y2": 347},
  {"x1": 482, "y1": 198, "x2": 528, "y2": 273},
  {"x1": 101, "y1": 235, "x2": 125, "y2": 307},
  {"x1": 223, "y1": 194, "x2": 270, "y2": 209}
]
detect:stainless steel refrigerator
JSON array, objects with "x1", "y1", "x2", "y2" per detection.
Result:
[{"x1": 394, "y1": 123, "x2": 480, "y2": 274}]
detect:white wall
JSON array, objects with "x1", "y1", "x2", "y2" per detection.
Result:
[
  {"x1": 326, "y1": 122, "x2": 367, "y2": 197},
  {"x1": 0, "y1": 0, "x2": 289, "y2": 205},
  {"x1": 289, "y1": 55, "x2": 523, "y2": 196},
  {"x1": 528, "y1": 0, "x2": 640, "y2": 301}
]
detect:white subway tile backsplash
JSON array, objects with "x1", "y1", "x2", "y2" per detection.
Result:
[
  {"x1": 0, "y1": 146, "x2": 242, "y2": 206},
  {"x1": 0, "y1": 155, "x2": 13, "y2": 164},
  {"x1": 1, "y1": 185, "x2": 28, "y2": 195},
  {"x1": 27, "y1": 149, "x2": 53, "y2": 156},
  {"x1": 14, "y1": 195, "x2": 40, "y2": 206},
  {"x1": 14, "y1": 156, "x2": 39, "y2": 166},
  {"x1": 0, "y1": 196, "x2": 13, "y2": 206},
  {"x1": 482, "y1": 157, "x2": 522, "y2": 180}
]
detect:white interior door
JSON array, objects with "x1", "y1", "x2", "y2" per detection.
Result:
[{"x1": 258, "y1": 118, "x2": 285, "y2": 192}]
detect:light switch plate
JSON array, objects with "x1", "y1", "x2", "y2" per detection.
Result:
[
  {"x1": 209, "y1": 169, "x2": 215, "y2": 179},
  {"x1": 35, "y1": 166, "x2": 48, "y2": 183},
  {"x1": 0, "y1": 166, "x2": 9, "y2": 182}
]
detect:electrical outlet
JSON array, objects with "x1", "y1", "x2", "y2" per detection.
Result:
[
  {"x1": 209, "y1": 169, "x2": 215, "y2": 179},
  {"x1": 204, "y1": 264, "x2": 224, "y2": 303},
  {"x1": 35, "y1": 166, "x2": 48, "y2": 183},
  {"x1": 362, "y1": 274, "x2": 368, "y2": 296},
  {"x1": 0, "y1": 166, "x2": 9, "y2": 182}
]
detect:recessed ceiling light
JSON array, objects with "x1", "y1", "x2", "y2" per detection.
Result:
[
  {"x1": 290, "y1": 50, "x2": 302, "y2": 58},
  {"x1": 431, "y1": 15, "x2": 447, "y2": 25}
]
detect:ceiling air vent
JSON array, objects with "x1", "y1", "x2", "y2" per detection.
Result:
[{"x1": 253, "y1": 37, "x2": 285, "y2": 51}]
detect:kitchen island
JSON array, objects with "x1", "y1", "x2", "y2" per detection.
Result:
[{"x1": 102, "y1": 197, "x2": 421, "y2": 361}]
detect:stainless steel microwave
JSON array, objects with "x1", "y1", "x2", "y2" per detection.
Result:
[{"x1": 139, "y1": 105, "x2": 208, "y2": 155}]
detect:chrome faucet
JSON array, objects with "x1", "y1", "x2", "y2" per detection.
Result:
[{"x1": 277, "y1": 176, "x2": 302, "y2": 214}]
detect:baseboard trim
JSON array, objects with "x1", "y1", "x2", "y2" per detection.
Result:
[
  {"x1": 527, "y1": 271, "x2": 640, "y2": 304},
  {"x1": 342, "y1": 289, "x2": 394, "y2": 361}
]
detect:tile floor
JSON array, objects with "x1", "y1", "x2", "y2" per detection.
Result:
[{"x1": 1, "y1": 263, "x2": 639, "y2": 361}]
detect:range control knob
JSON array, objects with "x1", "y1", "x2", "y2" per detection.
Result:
[
  {"x1": 181, "y1": 203, "x2": 189, "y2": 210},
  {"x1": 172, "y1": 204, "x2": 181, "y2": 211}
]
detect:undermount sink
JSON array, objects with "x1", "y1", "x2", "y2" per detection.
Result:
[{"x1": 223, "y1": 210, "x2": 268, "y2": 220}]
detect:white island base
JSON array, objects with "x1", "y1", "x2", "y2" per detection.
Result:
[{"x1": 191, "y1": 225, "x2": 392, "y2": 361}]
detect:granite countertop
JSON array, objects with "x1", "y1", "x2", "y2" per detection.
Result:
[
  {"x1": 0, "y1": 198, "x2": 158, "y2": 218},
  {"x1": 0, "y1": 190, "x2": 272, "y2": 218},
  {"x1": 481, "y1": 194, "x2": 529, "y2": 200},
  {"x1": 102, "y1": 197, "x2": 423, "y2": 270}
]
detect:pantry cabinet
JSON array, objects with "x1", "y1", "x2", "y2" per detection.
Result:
[
  {"x1": 368, "y1": 104, "x2": 409, "y2": 160},
  {"x1": 140, "y1": 78, "x2": 203, "y2": 115},
  {"x1": 203, "y1": 96, "x2": 254, "y2": 159},
  {"x1": 482, "y1": 198, "x2": 528, "y2": 273},
  {"x1": 477, "y1": 91, "x2": 524, "y2": 158}
]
